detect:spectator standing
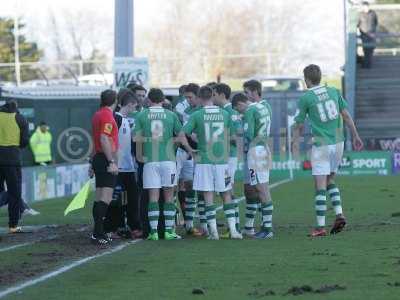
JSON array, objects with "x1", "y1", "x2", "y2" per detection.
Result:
[
  {"x1": 30, "y1": 121, "x2": 53, "y2": 165},
  {"x1": 358, "y1": 1, "x2": 378, "y2": 69},
  {"x1": 0, "y1": 100, "x2": 29, "y2": 233}
]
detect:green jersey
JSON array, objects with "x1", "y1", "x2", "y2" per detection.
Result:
[
  {"x1": 134, "y1": 106, "x2": 182, "y2": 162},
  {"x1": 127, "y1": 110, "x2": 140, "y2": 130},
  {"x1": 175, "y1": 99, "x2": 200, "y2": 125},
  {"x1": 222, "y1": 103, "x2": 242, "y2": 157},
  {"x1": 243, "y1": 101, "x2": 272, "y2": 150},
  {"x1": 294, "y1": 86, "x2": 347, "y2": 146},
  {"x1": 182, "y1": 105, "x2": 233, "y2": 164}
]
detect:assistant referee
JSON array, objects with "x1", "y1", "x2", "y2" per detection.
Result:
[
  {"x1": 90, "y1": 90, "x2": 119, "y2": 245},
  {"x1": 0, "y1": 99, "x2": 29, "y2": 233}
]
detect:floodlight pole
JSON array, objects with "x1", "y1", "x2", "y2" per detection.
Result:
[
  {"x1": 14, "y1": 0, "x2": 21, "y2": 86},
  {"x1": 114, "y1": 0, "x2": 135, "y2": 57}
]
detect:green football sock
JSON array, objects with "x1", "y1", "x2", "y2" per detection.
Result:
[
  {"x1": 148, "y1": 202, "x2": 159, "y2": 234},
  {"x1": 315, "y1": 190, "x2": 327, "y2": 228},
  {"x1": 164, "y1": 202, "x2": 176, "y2": 233},
  {"x1": 327, "y1": 184, "x2": 343, "y2": 216},
  {"x1": 245, "y1": 197, "x2": 258, "y2": 230},
  {"x1": 184, "y1": 190, "x2": 196, "y2": 229},
  {"x1": 261, "y1": 202, "x2": 273, "y2": 232}
]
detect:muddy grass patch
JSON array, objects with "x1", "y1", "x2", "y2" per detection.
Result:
[{"x1": 0, "y1": 224, "x2": 128, "y2": 289}]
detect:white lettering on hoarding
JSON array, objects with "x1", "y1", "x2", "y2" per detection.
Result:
[{"x1": 353, "y1": 158, "x2": 386, "y2": 169}]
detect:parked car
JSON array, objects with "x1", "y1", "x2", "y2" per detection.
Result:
[{"x1": 252, "y1": 76, "x2": 306, "y2": 92}]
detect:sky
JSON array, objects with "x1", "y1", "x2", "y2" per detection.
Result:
[{"x1": 0, "y1": 0, "x2": 355, "y2": 77}]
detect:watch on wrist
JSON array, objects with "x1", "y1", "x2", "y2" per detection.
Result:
[{"x1": 108, "y1": 159, "x2": 115, "y2": 164}]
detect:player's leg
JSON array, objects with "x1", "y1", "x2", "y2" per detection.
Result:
[
  {"x1": 197, "y1": 191, "x2": 208, "y2": 235},
  {"x1": 254, "y1": 183, "x2": 273, "y2": 239},
  {"x1": 176, "y1": 149, "x2": 186, "y2": 222},
  {"x1": 204, "y1": 191, "x2": 219, "y2": 240},
  {"x1": 312, "y1": 175, "x2": 328, "y2": 235},
  {"x1": 194, "y1": 164, "x2": 218, "y2": 239},
  {"x1": 91, "y1": 153, "x2": 116, "y2": 245},
  {"x1": 228, "y1": 157, "x2": 240, "y2": 232},
  {"x1": 143, "y1": 162, "x2": 162, "y2": 241},
  {"x1": 243, "y1": 157, "x2": 259, "y2": 236},
  {"x1": 328, "y1": 142, "x2": 346, "y2": 234},
  {"x1": 216, "y1": 164, "x2": 242, "y2": 239},
  {"x1": 309, "y1": 144, "x2": 330, "y2": 237},
  {"x1": 182, "y1": 159, "x2": 197, "y2": 234},
  {"x1": 147, "y1": 188, "x2": 160, "y2": 240},
  {"x1": 251, "y1": 146, "x2": 273, "y2": 239},
  {"x1": 243, "y1": 184, "x2": 259, "y2": 236},
  {"x1": 160, "y1": 161, "x2": 181, "y2": 240},
  {"x1": 163, "y1": 187, "x2": 181, "y2": 239}
]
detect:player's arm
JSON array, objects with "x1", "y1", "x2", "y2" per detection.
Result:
[
  {"x1": 242, "y1": 109, "x2": 256, "y2": 151},
  {"x1": 340, "y1": 109, "x2": 363, "y2": 151},
  {"x1": 337, "y1": 90, "x2": 363, "y2": 151},
  {"x1": 133, "y1": 114, "x2": 144, "y2": 163},
  {"x1": 174, "y1": 102, "x2": 185, "y2": 123},
  {"x1": 292, "y1": 96, "x2": 308, "y2": 154},
  {"x1": 179, "y1": 114, "x2": 197, "y2": 156}
]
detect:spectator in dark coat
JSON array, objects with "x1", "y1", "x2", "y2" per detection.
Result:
[{"x1": 358, "y1": 1, "x2": 378, "y2": 69}]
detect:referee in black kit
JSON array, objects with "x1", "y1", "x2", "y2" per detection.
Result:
[{"x1": 0, "y1": 99, "x2": 29, "y2": 233}]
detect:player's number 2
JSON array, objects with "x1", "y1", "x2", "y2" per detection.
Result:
[{"x1": 317, "y1": 100, "x2": 338, "y2": 122}]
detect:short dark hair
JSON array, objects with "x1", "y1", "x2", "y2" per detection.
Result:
[
  {"x1": 100, "y1": 89, "x2": 117, "y2": 107},
  {"x1": 179, "y1": 84, "x2": 187, "y2": 97},
  {"x1": 127, "y1": 83, "x2": 147, "y2": 94},
  {"x1": 231, "y1": 93, "x2": 248, "y2": 108},
  {"x1": 39, "y1": 121, "x2": 47, "y2": 126},
  {"x1": 214, "y1": 83, "x2": 231, "y2": 100},
  {"x1": 4, "y1": 100, "x2": 18, "y2": 111},
  {"x1": 303, "y1": 64, "x2": 322, "y2": 85},
  {"x1": 184, "y1": 83, "x2": 200, "y2": 95},
  {"x1": 362, "y1": 1, "x2": 369, "y2": 6},
  {"x1": 118, "y1": 88, "x2": 138, "y2": 107},
  {"x1": 148, "y1": 88, "x2": 164, "y2": 104},
  {"x1": 198, "y1": 86, "x2": 213, "y2": 100},
  {"x1": 206, "y1": 81, "x2": 218, "y2": 89},
  {"x1": 243, "y1": 80, "x2": 262, "y2": 96}
]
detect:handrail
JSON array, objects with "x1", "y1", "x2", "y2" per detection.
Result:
[{"x1": 345, "y1": 7, "x2": 358, "y2": 119}]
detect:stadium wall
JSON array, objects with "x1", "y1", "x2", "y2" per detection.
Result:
[{"x1": 22, "y1": 163, "x2": 90, "y2": 203}]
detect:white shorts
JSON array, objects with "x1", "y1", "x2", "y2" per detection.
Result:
[
  {"x1": 143, "y1": 161, "x2": 177, "y2": 189},
  {"x1": 193, "y1": 164, "x2": 232, "y2": 192},
  {"x1": 176, "y1": 148, "x2": 194, "y2": 182},
  {"x1": 311, "y1": 142, "x2": 344, "y2": 176},
  {"x1": 228, "y1": 157, "x2": 238, "y2": 185},
  {"x1": 244, "y1": 145, "x2": 270, "y2": 186}
]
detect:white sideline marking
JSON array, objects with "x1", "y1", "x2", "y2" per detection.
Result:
[
  {"x1": 0, "y1": 235, "x2": 59, "y2": 253},
  {"x1": 215, "y1": 178, "x2": 293, "y2": 212},
  {"x1": 0, "y1": 242, "x2": 33, "y2": 253},
  {"x1": 0, "y1": 178, "x2": 293, "y2": 297},
  {"x1": 0, "y1": 240, "x2": 141, "y2": 299}
]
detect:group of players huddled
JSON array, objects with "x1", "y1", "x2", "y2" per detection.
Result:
[{"x1": 89, "y1": 64, "x2": 363, "y2": 245}]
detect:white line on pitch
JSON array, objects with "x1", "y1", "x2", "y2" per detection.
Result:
[
  {"x1": 215, "y1": 178, "x2": 293, "y2": 212},
  {"x1": 0, "y1": 242, "x2": 33, "y2": 253},
  {"x1": 0, "y1": 240, "x2": 141, "y2": 299}
]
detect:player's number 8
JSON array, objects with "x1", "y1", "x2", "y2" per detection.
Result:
[
  {"x1": 151, "y1": 120, "x2": 163, "y2": 139},
  {"x1": 317, "y1": 100, "x2": 338, "y2": 122}
]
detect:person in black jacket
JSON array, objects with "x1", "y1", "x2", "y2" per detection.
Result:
[
  {"x1": 358, "y1": 1, "x2": 378, "y2": 69},
  {"x1": 0, "y1": 99, "x2": 29, "y2": 233}
]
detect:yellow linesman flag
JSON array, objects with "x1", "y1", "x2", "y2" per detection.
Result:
[{"x1": 64, "y1": 180, "x2": 92, "y2": 216}]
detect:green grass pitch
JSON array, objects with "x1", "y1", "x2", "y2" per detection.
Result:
[{"x1": 1, "y1": 175, "x2": 399, "y2": 300}]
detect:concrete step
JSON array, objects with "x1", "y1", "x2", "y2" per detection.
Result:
[
  {"x1": 356, "y1": 111, "x2": 400, "y2": 119},
  {"x1": 356, "y1": 100, "x2": 400, "y2": 106}
]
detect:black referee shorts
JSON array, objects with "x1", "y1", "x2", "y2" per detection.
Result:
[{"x1": 92, "y1": 153, "x2": 117, "y2": 188}]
